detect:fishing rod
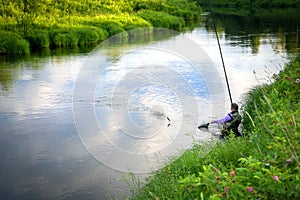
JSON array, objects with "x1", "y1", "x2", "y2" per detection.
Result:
[
  {"x1": 198, "y1": 1, "x2": 233, "y2": 130},
  {"x1": 208, "y1": 0, "x2": 233, "y2": 104}
]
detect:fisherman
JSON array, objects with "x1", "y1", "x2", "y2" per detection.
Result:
[{"x1": 211, "y1": 103, "x2": 242, "y2": 138}]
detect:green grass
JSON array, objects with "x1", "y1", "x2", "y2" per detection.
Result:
[
  {"x1": 136, "y1": 10, "x2": 185, "y2": 30},
  {"x1": 131, "y1": 58, "x2": 300, "y2": 199},
  {"x1": 25, "y1": 31, "x2": 50, "y2": 48},
  {"x1": 0, "y1": 31, "x2": 30, "y2": 55},
  {"x1": 0, "y1": 0, "x2": 201, "y2": 54}
]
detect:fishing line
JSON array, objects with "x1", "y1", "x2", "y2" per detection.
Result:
[{"x1": 208, "y1": 0, "x2": 233, "y2": 104}]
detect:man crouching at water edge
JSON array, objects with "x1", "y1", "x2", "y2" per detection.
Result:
[{"x1": 211, "y1": 103, "x2": 242, "y2": 138}]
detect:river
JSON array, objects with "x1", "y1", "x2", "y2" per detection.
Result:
[{"x1": 0, "y1": 9, "x2": 299, "y2": 199}]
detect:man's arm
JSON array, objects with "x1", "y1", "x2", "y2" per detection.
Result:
[{"x1": 211, "y1": 114, "x2": 232, "y2": 124}]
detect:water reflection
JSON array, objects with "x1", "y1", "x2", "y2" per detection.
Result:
[{"x1": 203, "y1": 8, "x2": 299, "y2": 55}]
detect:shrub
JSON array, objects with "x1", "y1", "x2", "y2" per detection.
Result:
[
  {"x1": 53, "y1": 33, "x2": 67, "y2": 47},
  {"x1": 75, "y1": 27, "x2": 100, "y2": 45},
  {"x1": 64, "y1": 32, "x2": 79, "y2": 46},
  {"x1": 100, "y1": 22, "x2": 126, "y2": 37},
  {"x1": 136, "y1": 9, "x2": 185, "y2": 30},
  {"x1": 48, "y1": 26, "x2": 107, "y2": 47},
  {"x1": 94, "y1": 27, "x2": 109, "y2": 41},
  {"x1": 25, "y1": 31, "x2": 50, "y2": 48},
  {"x1": 0, "y1": 31, "x2": 30, "y2": 54}
]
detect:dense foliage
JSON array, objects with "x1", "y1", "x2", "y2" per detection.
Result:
[
  {"x1": 0, "y1": 31, "x2": 30, "y2": 55},
  {"x1": 0, "y1": 0, "x2": 201, "y2": 54},
  {"x1": 131, "y1": 58, "x2": 300, "y2": 199},
  {"x1": 195, "y1": 0, "x2": 300, "y2": 9}
]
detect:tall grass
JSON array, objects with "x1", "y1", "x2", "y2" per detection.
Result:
[
  {"x1": 131, "y1": 58, "x2": 300, "y2": 199},
  {"x1": 136, "y1": 10, "x2": 185, "y2": 30},
  {"x1": 25, "y1": 31, "x2": 50, "y2": 48},
  {"x1": 0, "y1": 0, "x2": 201, "y2": 55},
  {"x1": 0, "y1": 31, "x2": 30, "y2": 55}
]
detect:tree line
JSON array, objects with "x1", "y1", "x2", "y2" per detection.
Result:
[{"x1": 195, "y1": 0, "x2": 300, "y2": 9}]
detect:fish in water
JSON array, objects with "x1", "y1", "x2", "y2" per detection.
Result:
[
  {"x1": 167, "y1": 117, "x2": 171, "y2": 127},
  {"x1": 198, "y1": 123, "x2": 209, "y2": 129}
]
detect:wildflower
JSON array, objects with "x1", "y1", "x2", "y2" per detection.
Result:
[
  {"x1": 296, "y1": 78, "x2": 300, "y2": 84},
  {"x1": 287, "y1": 158, "x2": 292, "y2": 163},
  {"x1": 231, "y1": 170, "x2": 235, "y2": 177},
  {"x1": 286, "y1": 76, "x2": 291, "y2": 81},
  {"x1": 225, "y1": 186, "x2": 229, "y2": 193},
  {"x1": 274, "y1": 176, "x2": 279, "y2": 181},
  {"x1": 248, "y1": 186, "x2": 253, "y2": 192}
]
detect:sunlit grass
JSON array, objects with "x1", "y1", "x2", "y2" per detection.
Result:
[
  {"x1": 0, "y1": 0, "x2": 201, "y2": 54},
  {"x1": 0, "y1": 31, "x2": 29, "y2": 55}
]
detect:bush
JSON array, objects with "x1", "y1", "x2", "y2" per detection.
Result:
[
  {"x1": 25, "y1": 31, "x2": 50, "y2": 48},
  {"x1": 75, "y1": 27, "x2": 100, "y2": 45},
  {"x1": 53, "y1": 33, "x2": 66, "y2": 47},
  {"x1": 94, "y1": 27, "x2": 109, "y2": 41},
  {"x1": 49, "y1": 26, "x2": 108, "y2": 47},
  {"x1": 0, "y1": 31, "x2": 30, "y2": 54},
  {"x1": 136, "y1": 9, "x2": 185, "y2": 30},
  {"x1": 100, "y1": 22, "x2": 126, "y2": 37},
  {"x1": 64, "y1": 32, "x2": 79, "y2": 46}
]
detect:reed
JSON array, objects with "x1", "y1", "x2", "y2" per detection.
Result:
[
  {"x1": 136, "y1": 10, "x2": 185, "y2": 30},
  {"x1": 25, "y1": 31, "x2": 50, "y2": 48},
  {"x1": 0, "y1": 31, "x2": 30, "y2": 55}
]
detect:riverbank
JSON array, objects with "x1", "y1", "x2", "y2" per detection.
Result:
[
  {"x1": 0, "y1": 0, "x2": 201, "y2": 55},
  {"x1": 131, "y1": 57, "x2": 300, "y2": 199}
]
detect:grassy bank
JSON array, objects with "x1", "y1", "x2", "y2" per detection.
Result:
[
  {"x1": 131, "y1": 58, "x2": 300, "y2": 199},
  {"x1": 0, "y1": 0, "x2": 201, "y2": 55}
]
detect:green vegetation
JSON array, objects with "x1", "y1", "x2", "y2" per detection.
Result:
[
  {"x1": 131, "y1": 58, "x2": 300, "y2": 199},
  {"x1": 196, "y1": 0, "x2": 300, "y2": 9},
  {"x1": 0, "y1": 31, "x2": 30, "y2": 55},
  {"x1": 0, "y1": 0, "x2": 201, "y2": 55},
  {"x1": 136, "y1": 10, "x2": 185, "y2": 30}
]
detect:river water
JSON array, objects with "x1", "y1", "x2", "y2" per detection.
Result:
[{"x1": 0, "y1": 10, "x2": 299, "y2": 199}]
